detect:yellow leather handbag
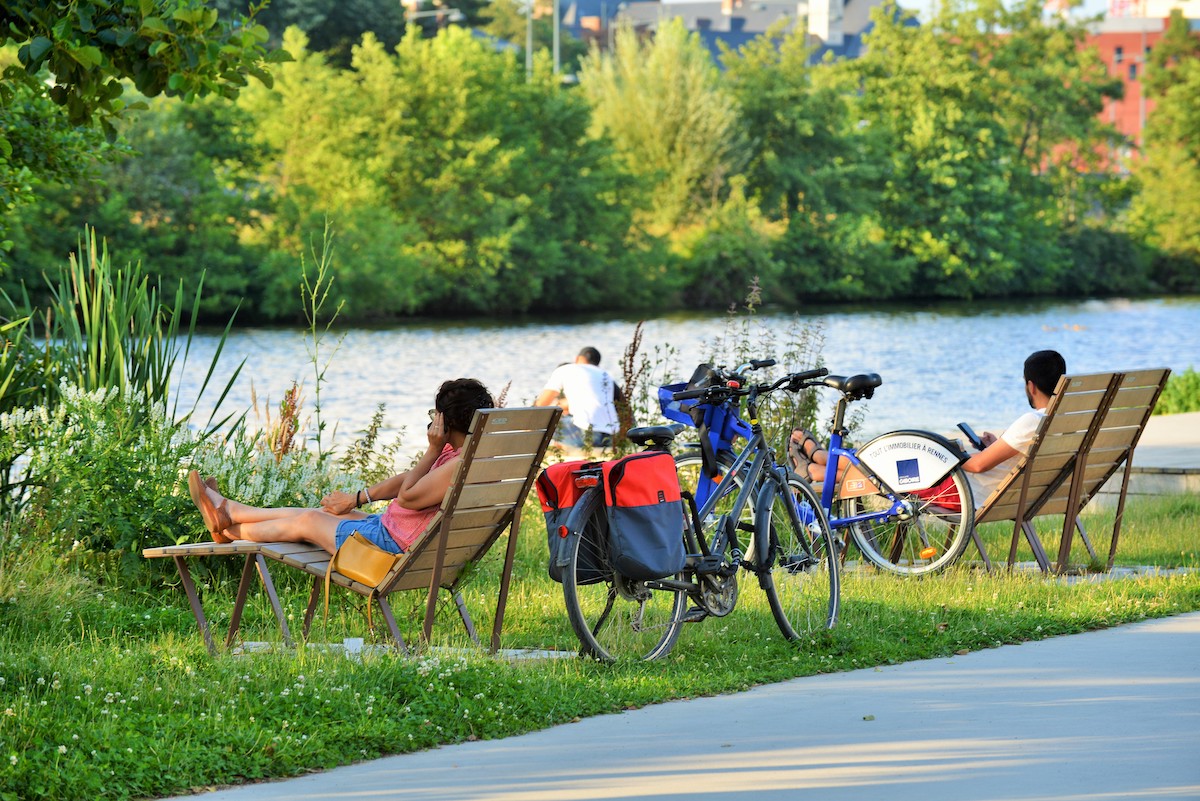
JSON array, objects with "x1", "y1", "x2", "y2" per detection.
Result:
[{"x1": 324, "y1": 532, "x2": 403, "y2": 629}]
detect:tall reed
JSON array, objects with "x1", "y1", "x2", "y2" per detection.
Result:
[{"x1": 0, "y1": 225, "x2": 244, "y2": 513}]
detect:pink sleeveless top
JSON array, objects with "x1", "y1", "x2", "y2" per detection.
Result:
[{"x1": 380, "y1": 444, "x2": 461, "y2": 551}]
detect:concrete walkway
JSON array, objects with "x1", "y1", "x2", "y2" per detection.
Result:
[
  {"x1": 170, "y1": 612, "x2": 1200, "y2": 801},
  {"x1": 1134, "y1": 410, "x2": 1200, "y2": 470}
]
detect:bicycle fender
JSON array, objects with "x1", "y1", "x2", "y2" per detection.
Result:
[
  {"x1": 556, "y1": 487, "x2": 604, "y2": 571},
  {"x1": 854, "y1": 430, "x2": 967, "y2": 492}
]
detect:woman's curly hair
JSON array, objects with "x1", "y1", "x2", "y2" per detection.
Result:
[{"x1": 436, "y1": 378, "x2": 495, "y2": 434}]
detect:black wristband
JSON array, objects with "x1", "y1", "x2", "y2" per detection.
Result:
[{"x1": 355, "y1": 490, "x2": 362, "y2": 508}]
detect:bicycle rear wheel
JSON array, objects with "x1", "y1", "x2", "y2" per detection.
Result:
[
  {"x1": 841, "y1": 466, "x2": 974, "y2": 576},
  {"x1": 562, "y1": 489, "x2": 687, "y2": 662},
  {"x1": 755, "y1": 475, "x2": 840, "y2": 641}
]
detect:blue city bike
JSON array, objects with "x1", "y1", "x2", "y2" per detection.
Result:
[{"x1": 665, "y1": 366, "x2": 975, "y2": 577}]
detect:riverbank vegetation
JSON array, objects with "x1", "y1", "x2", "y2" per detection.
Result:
[{"x1": 3, "y1": 1, "x2": 1198, "y2": 323}]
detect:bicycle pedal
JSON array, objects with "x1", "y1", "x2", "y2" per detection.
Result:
[
  {"x1": 695, "y1": 555, "x2": 726, "y2": 574},
  {"x1": 682, "y1": 606, "x2": 709, "y2": 623}
]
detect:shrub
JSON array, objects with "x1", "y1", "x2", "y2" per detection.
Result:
[
  {"x1": 0, "y1": 383, "x2": 198, "y2": 575},
  {"x1": 1154, "y1": 368, "x2": 1200, "y2": 415}
]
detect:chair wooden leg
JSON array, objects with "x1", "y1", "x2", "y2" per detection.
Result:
[
  {"x1": 453, "y1": 592, "x2": 479, "y2": 646},
  {"x1": 253, "y1": 554, "x2": 293, "y2": 647},
  {"x1": 491, "y1": 516, "x2": 522, "y2": 652},
  {"x1": 1075, "y1": 517, "x2": 1098, "y2": 563},
  {"x1": 376, "y1": 597, "x2": 410, "y2": 654},
  {"x1": 227, "y1": 554, "x2": 258, "y2": 647},
  {"x1": 971, "y1": 526, "x2": 993, "y2": 572},
  {"x1": 1107, "y1": 460, "x2": 1135, "y2": 570},
  {"x1": 1022, "y1": 521, "x2": 1052, "y2": 573},
  {"x1": 1007, "y1": 522, "x2": 1023, "y2": 568},
  {"x1": 172, "y1": 555, "x2": 217, "y2": 656},
  {"x1": 302, "y1": 577, "x2": 321, "y2": 640}
]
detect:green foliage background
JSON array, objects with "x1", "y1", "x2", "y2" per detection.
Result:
[{"x1": 2, "y1": 0, "x2": 1198, "y2": 321}]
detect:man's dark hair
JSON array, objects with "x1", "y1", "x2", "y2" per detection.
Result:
[
  {"x1": 578, "y1": 346, "x2": 601, "y2": 366},
  {"x1": 436, "y1": 378, "x2": 495, "y2": 434},
  {"x1": 1024, "y1": 350, "x2": 1067, "y2": 396}
]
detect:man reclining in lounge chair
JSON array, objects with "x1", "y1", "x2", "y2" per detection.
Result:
[{"x1": 790, "y1": 350, "x2": 1067, "y2": 510}]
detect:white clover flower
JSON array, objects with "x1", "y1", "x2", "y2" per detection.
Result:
[{"x1": 58, "y1": 745, "x2": 67, "y2": 754}]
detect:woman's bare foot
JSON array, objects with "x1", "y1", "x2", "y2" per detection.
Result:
[{"x1": 188, "y1": 470, "x2": 233, "y2": 543}]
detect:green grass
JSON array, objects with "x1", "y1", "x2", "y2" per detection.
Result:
[{"x1": 1, "y1": 494, "x2": 1198, "y2": 801}]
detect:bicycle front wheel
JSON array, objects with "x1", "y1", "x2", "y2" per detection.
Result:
[
  {"x1": 842, "y1": 466, "x2": 974, "y2": 576},
  {"x1": 755, "y1": 475, "x2": 840, "y2": 641},
  {"x1": 562, "y1": 489, "x2": 687, "y2": 662}
]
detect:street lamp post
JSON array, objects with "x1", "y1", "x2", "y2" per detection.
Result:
[
  {"x1": 552, "y1": 0, "x2": 560, "y2": 74},
  {"x1": 526, "y1": 0, "x2": 534, "y2": 78}
]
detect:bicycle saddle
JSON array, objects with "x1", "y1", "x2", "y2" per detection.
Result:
[
  {"x1": 823, "y1": 373, "x2": 883, "y2": 400},
  {"x1": 627, "y1": 424, "x2": 682, "y2": 449}
]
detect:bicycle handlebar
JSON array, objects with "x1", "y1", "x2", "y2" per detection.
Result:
[
  {"x1": 733, "y1": 358, "x2": 777, "y2": 373},
  {"x1": 670, "y1": 365, "x2": 829, "y2": 403},
  {"x1": 671, "y1": 387, "x2": 712, "y2": 401}
]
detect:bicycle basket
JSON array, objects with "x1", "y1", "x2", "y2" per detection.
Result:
[
  {"x1": 658, "y1": 382, "x2": 695, "y2": 426},
  {"x1": 657, "y1": 363, "x2": 720, "y2": 427}
]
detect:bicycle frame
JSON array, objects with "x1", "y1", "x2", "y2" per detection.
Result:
[
  {"x1": 680, "y1": 392, "x2": 810, "y2": 570},
  {"x1": 820, "y1": 427, "x2": 913, "y2": 530}
]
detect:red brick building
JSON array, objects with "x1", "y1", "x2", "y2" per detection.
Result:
[{"x1": 1085, "y1": 6, "x2": 1200, "y2": 161}]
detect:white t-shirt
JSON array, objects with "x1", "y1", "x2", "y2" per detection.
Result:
[
  {"x1": 966, "y1": 409, "x2": 1046, "y2": 510},
  {"x1": 543, "y1": 363, "x2": 619, "y2": 435}
]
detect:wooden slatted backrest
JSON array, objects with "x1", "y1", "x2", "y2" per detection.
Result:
[
  {"x1": 974, "y1": 372, "x2": 1119, "y2": 525},
  {"x1": 381, "y1": 407, "x2": 560, "y2": 595},
  {"x1": 1075, "y1": 367, "x2": 1170, "y2": 508}
]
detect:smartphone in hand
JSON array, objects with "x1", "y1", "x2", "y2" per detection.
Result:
[{"x1": 957, "y1": 422, "x2": 985, "y2": 451}]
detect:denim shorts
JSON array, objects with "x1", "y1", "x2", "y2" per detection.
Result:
[
  {"x1": 335, "y1": 514, "x2": 404, "y2": 554},
  {"x1": 555, "y1": 416, "x2": 615, "y2": 449}
]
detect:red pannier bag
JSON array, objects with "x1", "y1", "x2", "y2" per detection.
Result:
[
  {"x1": 536, "y1": 460, "x2": 601, "y2": 583},
  {"x1": 600, "y1": 451, "x2": 687, "y2": 581}
]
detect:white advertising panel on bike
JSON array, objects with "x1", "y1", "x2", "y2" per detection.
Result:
[{"x1": 856, "y1": 433, "x2": 960, "y2": 492}]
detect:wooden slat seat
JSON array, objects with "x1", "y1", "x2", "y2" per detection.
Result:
[
  {"x1": 145, "y1": 406, "x2": 561, "y2": 654},
  {"x1": 971, "y1": 368, "x2": 1170, "y2": 574}
]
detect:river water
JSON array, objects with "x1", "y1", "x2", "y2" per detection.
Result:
[{"x1": 172, "y1": 296, "x2": 1200, "y2": 462}]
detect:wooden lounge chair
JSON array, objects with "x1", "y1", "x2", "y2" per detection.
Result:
[
  {"x1": 970, "y1": 368, "x2": 1170, "y2": 574},
  {"x1": 144, "y1": 406, "x2": 561, "y2": 654}
]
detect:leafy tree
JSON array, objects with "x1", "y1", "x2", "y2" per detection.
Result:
[
  {"x1": 720, "y1": 23, "x2": 891, "y2": 302},
  {"x1": 0, "y1": 1, "x2": 281, "y2": 129},
  {"x1": 579, "y1": 19, "x2": 748, "y2": 233},
  {"x1": 242, "y1": 28, "x2": 647, "y2": 318},
  {"x1": 845, "y1": 0, "x2": 1122, "y2": 298},
  {"x1": 0, "y1": 1, "x2": 286, "y2": 259},
  {"x1": 211, "y1": 0, "x2": 407, "y2": 65},
  {"x1": 5, "y1": 95, "x2": 265, "y2": 317},
  {"x1": 674, "y1": 180, "x2": 782, "y2": 308},
  {"x1": 1128, "y1": 10, "x2": 1200, "y2": 288}
]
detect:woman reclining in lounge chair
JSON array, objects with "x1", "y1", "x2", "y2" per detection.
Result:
[{"x1": 187, "y1": 378, "x2": 494, "y2": 555}]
